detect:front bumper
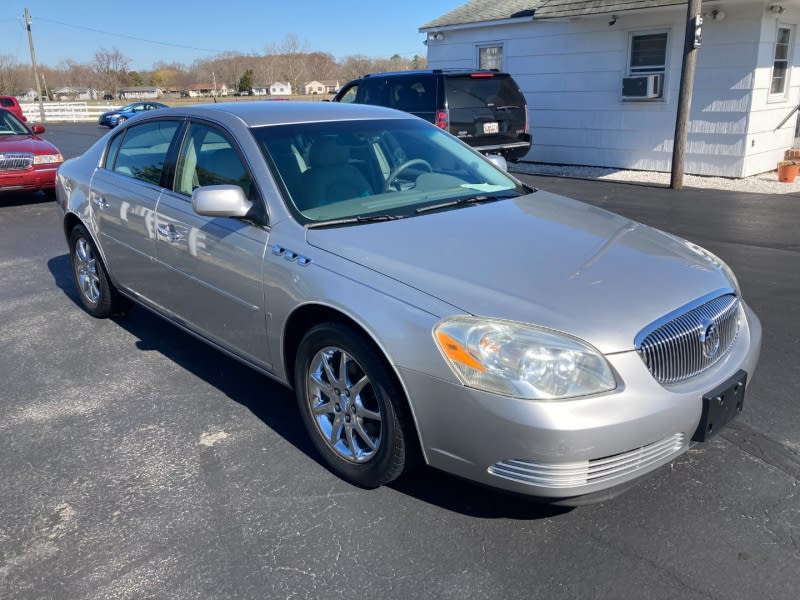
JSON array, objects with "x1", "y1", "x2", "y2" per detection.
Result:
[
  {"x1": 0, "y1": 167, "x2": 58, "y2": 192},
  {"x1": 400, "y1": 303, "x2": 761, "y2": 503}
]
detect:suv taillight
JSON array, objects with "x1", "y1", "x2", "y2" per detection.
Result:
[{"x1": 435, "y1": 110, "x2": 449, "y2": 129}]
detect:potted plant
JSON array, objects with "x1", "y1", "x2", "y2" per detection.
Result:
[{"x1": 777, "y1": 160, "x2": 800, "y2": 183}]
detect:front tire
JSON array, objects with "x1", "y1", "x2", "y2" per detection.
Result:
[
  {"x1": 69, "y1": 224, "x2": 127, "y2": 317},
  {"x1": 295, "y1": 322, "x2": 418, "y2": 488}
]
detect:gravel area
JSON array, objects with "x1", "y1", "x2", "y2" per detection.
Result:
[{"x1": 510, "y1": 162, "x2": 800, "y2": 195}]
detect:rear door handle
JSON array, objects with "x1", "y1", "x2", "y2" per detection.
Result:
[{"x1": 157, "y1": 223, "x2": 184, "y2": 242}]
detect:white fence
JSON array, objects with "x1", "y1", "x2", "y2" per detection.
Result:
[{"x1": 20, "y1": 102, "x2": 121, "y2": 123}]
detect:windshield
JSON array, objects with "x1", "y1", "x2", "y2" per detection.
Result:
[
  {"x1": 251, "y1": 118, "x2": 527, "y2": 224},
  {"x1": 0, "y1": 110, "x2": 29, "y2": 135}
]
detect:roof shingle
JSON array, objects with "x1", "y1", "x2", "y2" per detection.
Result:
[{"x1": 420, "y1": 0, "x2": 686, "y2": 29}]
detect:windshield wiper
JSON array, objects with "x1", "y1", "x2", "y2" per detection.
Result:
[
  {"x1": 306, "y1": 214, "x2": 404, "y2": 229},
  {"x1": 415, "y1": 194, "x2": 514, "y2": 215}
]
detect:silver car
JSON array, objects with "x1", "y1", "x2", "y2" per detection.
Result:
[{"x1": 55, "y1": 102, "x2": 761, "y2": 505}]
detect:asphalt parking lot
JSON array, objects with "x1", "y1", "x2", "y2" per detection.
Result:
[{"x1": 1, "y1": 123, "x2": 799, "y2": 599}]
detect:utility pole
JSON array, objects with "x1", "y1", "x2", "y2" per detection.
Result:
[
  {"x1": 24, "y1": 8, "x2": 46, "y2": 123},
  {"x1": 670, "y1": 0, "x2": 703, "y2": 189}
]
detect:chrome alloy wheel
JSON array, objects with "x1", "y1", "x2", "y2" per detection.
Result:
[
  {"x1": 74, "y1": 237, "x2": 101, "y2": 305},
  {"x1": 306, "y1": 346, "x2": 383, "y2": 463}
]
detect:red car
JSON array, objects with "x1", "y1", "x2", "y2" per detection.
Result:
[
  {"x1": 0, "y1": 108, "x2": 63, "y2": 197},
  {"x1": 0, "y1": 95, "x2": 27, "y2": 122}
]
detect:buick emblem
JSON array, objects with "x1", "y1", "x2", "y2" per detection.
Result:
[{"x1": 700, "y1": 320, "x2": 721, "y2": 358}]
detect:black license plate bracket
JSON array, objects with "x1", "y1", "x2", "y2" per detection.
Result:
[{"x1": 692, "y1": 370, "x2": 747, "y2": 442}]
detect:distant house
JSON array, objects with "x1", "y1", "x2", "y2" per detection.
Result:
[
  {"x1": 251, "y1": 84, "x2": 269, "y2": 96},
  {"x1": 421, "y1": 0, "x2": 800, "y2": 177},
  {"x1": 17, "y1": 89, "x2": 37, "y2": 101},
  {"x1": 52, "y1": 87, "x2": 98, "y2": 101},
  {"x1": 269, "y1": 82, "x2": 292, "y2": 96},
  {"x1": 184, "y1": 83, "x2": 229, "y2": 98},
  {"x1": 118, "y1": 86, "x2": 163, "y2": 100},
  {"x1": 304, "y1": 80, "x2": 341, "y2": 95}
]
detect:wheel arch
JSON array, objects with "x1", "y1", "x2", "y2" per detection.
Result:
[{"x1": 282, "y1": 302, "x2": 427, "y2": 462}]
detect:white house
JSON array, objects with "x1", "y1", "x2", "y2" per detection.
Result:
[
  {"x1": 304, "y1": 80, "x2": 341, "y2": 95},
  {"x1": 421, "y1": 0, "x2": 800, "y2": 177},
  {"x1": 52, "y1": 87, "x2": 98, "y2": 101},
  {"x1": 270, "y1": 82, "x2": 293, "y2": 96},
  {"x1": 118, "y1": 86, "x2": 163, "y2": 100}
]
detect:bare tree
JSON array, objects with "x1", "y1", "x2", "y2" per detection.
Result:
[
  {"x1": 275, "y1": 33, "x2": 310, "y2": 95},
  {"x1": 94, "y1": 48, "x2": 131, "y2": 94},
  {"x1": 0, "y1": 54, "x2": 23, "y2": 95}
]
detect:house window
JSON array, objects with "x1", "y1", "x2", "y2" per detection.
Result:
[
  {"x1": 771, "y1": 26, "x2": 793, "y2": 96},
  {"x1": 622, "y1": 32, "x2": 668, "y2": 101},
  {"x1": 478, "y1": 46, "x2": 502, "y2": 70},
  {"x1": 629, "y1": 32, "x2": 668, "y2": 76}
]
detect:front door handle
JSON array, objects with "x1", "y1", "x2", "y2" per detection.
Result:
[{"x1": 157, "y1": 223, "x2": 184, "y2": 242}]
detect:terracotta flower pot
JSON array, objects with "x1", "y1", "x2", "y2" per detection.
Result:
[{"x1": 777, "y1": 162, "x2": 799, "y2": 183}]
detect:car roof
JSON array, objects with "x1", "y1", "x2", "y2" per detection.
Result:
[
  {"x1": 358, "y1": 69, "x2": 508, "y2": 79},
  {"x1": 165, "y1": 101, "x2": 413, "y2": 128}
]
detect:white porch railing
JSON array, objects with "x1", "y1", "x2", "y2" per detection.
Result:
[{"x1": 20, "y1": 102, "x2": 121, "y2": 123}]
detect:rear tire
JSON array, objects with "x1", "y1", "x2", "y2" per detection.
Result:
[
  {"x1": 69, "y1": 224, "x2": 128, "y2": 318},
  {"x1": 294, "y1": 322, "x2": 419, "y2": 488}
]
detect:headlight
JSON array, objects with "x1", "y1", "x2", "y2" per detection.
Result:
[
  {"x1": 34, "y1": 153, "x2": 63, "y2": 164},
  {"x1": 433, "y1": 317, "x2": 617, "y2": 400}
]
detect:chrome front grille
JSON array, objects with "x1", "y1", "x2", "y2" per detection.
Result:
[
  {"x1": 0, "y1": 152, "x2": 34, "y2": 170},
  {"x1": 488, "y1": 433, "x2": 686, "y2": 488},
  {"x1": 637, "y1": 294, "x2": 741, "y2": 384}
]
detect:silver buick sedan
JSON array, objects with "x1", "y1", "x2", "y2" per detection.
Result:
[{"x1": 56, "y1": 102, "x2": 761, "y2": 505}]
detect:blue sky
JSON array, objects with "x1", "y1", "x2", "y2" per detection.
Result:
[{"x1": 1, "y1": 1, "x2": 459, "y2": 70}]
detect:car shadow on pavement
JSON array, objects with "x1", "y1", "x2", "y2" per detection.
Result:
[
  {"x1": 47, "y1": 253, "x2": 570, "y2": 520},
  {"x1": 1, "y1": 190, "x2": 53, "y2": 207}
]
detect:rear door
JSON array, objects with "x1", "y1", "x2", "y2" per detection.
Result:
[
  {"x1": 444, "y1": 73, "x2": 528, "y2": 153},
  {"x1": 89, "y1": 119, "x2": 181, "y2": 305}
]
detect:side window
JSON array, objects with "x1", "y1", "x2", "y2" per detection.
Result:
[
  {"x1": 389, "y1": 78, "x2": 433, "y2": 112},
  {"x1": 112, "y1": 120, "x2": 179, "y2": 184},
  {"x1": 174, "y1": 122, "x2": 253, "y2": 198},
  {"x1": 478, "y1": 45, "x2": 503, "y2": 70},
  {"x1": 771, "y1": 25, "x2": 793, "y2": 97},
  {"x1": 337, "y1": 84, "x2": 358, "y2": 103},
  {"x1": 103, "y1": 131, "x2": 125, "y2": 170},
  {"x1": 357, "y1": 79, "x2": 389, "y2": 106}
]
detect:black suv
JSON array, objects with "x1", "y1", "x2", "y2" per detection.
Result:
[{"x1": 333, "y1": 69, "x2": 531, "y2": 161}]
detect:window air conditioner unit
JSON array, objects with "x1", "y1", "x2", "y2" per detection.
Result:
[{"x1": 622, "y1": 74, "x2": 663, "y2": 100}]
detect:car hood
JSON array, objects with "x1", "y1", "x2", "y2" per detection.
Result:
[
  {"x1": 305, "y1": 190, "x2": 735, "y2": 354},
  {"x1": 0, "y1": 134, "x2": 56, "y2": 154}
]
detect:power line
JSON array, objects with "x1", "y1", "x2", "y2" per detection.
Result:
[{"x1": 35, "y1": 16, "x2": 225, "y2": 54}]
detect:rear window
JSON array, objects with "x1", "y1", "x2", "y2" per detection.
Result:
[
  {"x1": 445, "y1": 75, "x2": 525, "y2": 110},
  {"x1": 1, "y1": 98, "x2": 15, "y2": 107}
]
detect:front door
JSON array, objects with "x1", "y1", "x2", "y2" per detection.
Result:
[{"x1": 154, "y1": 121, "x2": 272, "y2": 368}]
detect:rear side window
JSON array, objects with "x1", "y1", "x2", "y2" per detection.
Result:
[
  {"x1": 108, "y1": 120, "x2": 180, "y2": 185},
  {"x1": 445, "y1": 75, "x2": 525, "y2": 110},
  {"x1": 387, "y1": 78, "x2": 435, "y2": 112}
]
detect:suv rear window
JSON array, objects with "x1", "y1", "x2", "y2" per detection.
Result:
[{"x1": 444, "y1": 75, "x2": 525, "y2": 110}]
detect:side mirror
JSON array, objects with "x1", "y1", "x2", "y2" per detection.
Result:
[
  {"x1": 192, "y1": 185, "x2": 252, "y2": 218},
  {"x1": 31, "y1": 124, "x2": 46, "y2": 134},
  {"x1": 485, "y1": 154, "x2": 508, "y2": 172}
]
